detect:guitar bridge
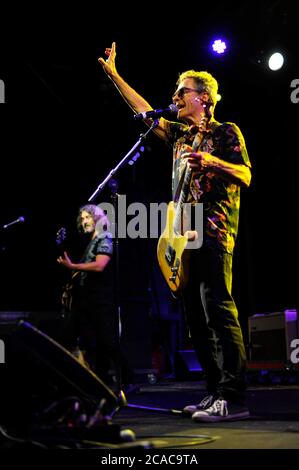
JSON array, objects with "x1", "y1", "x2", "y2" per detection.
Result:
[{"x1": 168, "y1": 259, "x2": 180, "y2": 283}]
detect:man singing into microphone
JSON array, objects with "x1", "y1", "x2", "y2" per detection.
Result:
[{"x1": 98, "y1": 43, "x2": 251, "y2": 422}]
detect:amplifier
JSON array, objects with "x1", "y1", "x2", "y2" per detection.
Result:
[{"x1": 248, "y1": 310, "x2": 298, "y2": 361}]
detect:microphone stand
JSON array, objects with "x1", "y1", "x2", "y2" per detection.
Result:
[
  {"x1": 88, "y1": 122, "x2": 157, "y2": 202},
  {"x1": 1, "y1": 216, "x2": 25, "y2": 255},
  {"x1": 88, "y1": 121, "x2": 152, "y2": 394},
  {"x1": 88, "y1": 121, "x2": 182, "y2": 416},
  {"x1": 1, "y1": 216, "x2": 25, "y2": 230}
]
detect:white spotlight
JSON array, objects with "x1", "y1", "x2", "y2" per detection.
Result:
[{"x1": 268, "y1": 52, "x2": 284, "y2": 71}]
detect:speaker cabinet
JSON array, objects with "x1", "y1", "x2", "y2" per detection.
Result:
[{"x1": 248, "y1": 310, "x2": 298, "y2": 362}]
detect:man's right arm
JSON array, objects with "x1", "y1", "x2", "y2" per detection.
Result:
[{"x1": 98, "y1": 42, "x2": 169, "y2": 141}]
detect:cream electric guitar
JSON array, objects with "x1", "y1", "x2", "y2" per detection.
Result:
[{"x1": 157, "y1": 106, "x2": 211, "y2": 296}]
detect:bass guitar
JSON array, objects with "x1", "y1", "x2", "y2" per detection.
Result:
[{"x1": 56, "y1": 227, "x2": 79, "y2": 312}]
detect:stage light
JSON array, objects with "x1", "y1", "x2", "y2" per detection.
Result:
[
  {"x1": 268, "y1": 52, "x2": 284, "y2": 71},
  {"x1": 211, "y1": 39, "x2": 227, "y2": 55}
]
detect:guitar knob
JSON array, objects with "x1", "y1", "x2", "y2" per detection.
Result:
[
  {"x1": 169, "y1": 275, "x2": 177, "y2": 282},
  {"x1": 171, "y1": 267, "x2": 178, "y2": 272}
]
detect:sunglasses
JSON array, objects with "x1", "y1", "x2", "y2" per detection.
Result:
[{"x1": 172, "y1": 86, "x2": 202, "y2": 100}]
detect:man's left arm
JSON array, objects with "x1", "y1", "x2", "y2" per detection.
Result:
[
  {"x1": 183, "y1": 122, "x2": 252, "y2": 187},
  {"x1": 192, "y1": 153, "x2": 252, "y2": 188}
]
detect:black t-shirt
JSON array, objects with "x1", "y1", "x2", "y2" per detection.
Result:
[{"x1": 76, "y1": 232, "x2": 114, "y2": 303}]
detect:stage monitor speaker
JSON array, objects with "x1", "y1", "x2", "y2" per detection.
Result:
[{"x1": 0, "y1": 320, "x2": 118, "y2": 431}]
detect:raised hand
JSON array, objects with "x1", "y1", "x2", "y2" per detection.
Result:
[{"x1": 98, "y1": 41, "x2": 117, "y2": 78}]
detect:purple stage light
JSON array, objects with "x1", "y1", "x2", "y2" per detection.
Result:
[{"x1": 211, "y1": 39, "x2": 227, "y2": 54}]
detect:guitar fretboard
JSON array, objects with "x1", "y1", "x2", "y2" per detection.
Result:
[{"x1": 173, "y1": 111, "x2": 210, "y2": 235}]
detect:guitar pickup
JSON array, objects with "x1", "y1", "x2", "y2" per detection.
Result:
[{"x1": 165, "y1": 244, "x2": 176, "y2": 266}]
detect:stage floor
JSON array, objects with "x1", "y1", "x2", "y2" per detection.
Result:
[{"x1": 112, "y1": 379, "x2": 299, "y2": 450}]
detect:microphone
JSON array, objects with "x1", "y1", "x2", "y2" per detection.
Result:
[
  {"x1": 134, "y1": 104, "x2": 178, "y2": 121},
  {"x1": 3, "y1": 216, "x2": 25, "y2": 229}
]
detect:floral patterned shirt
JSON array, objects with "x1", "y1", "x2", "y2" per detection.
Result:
[{"x1": 164, "y1": 119, "x2": 251, "y2": 253}]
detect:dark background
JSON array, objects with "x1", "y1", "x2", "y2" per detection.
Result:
[{"x1": 0, "y1": 1, "x2": 298, "y2": 345}]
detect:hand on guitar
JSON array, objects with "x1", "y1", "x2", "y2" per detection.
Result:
[
  {"x1": 57, "y1": 251, "x2": 75, "y2": 270},
  {"x1": 57, "y1": 251, "x2": 78, "y2": 312},
  {"x1": 182, "y1": 150, "x2": 218, "y2": 172}
]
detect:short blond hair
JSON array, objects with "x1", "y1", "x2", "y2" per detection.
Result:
[{"x1": 177, "y1": 70, "x2": 218, "y2": 107}]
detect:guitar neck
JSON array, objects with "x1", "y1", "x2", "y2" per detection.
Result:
[
  {"x1": 174, "y1": 166, "x2": 193, "y2": 234},
  {"x1": 173, "y1": 108, "x2": 212, "y2": 235}
]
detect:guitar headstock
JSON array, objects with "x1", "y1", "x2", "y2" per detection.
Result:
[{"x1": 56, "y1": 227, "x2": 67, "y2": 247}]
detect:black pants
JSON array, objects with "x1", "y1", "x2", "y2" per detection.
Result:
[
  {"x1": 183, "y1": 245, "x2": 247, "y2": 404},
  {"x1": 60, "y1": 289, "x2": 133, "y2": 388}
]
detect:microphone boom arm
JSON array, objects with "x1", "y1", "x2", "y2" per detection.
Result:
[
  {"x1": 88, "y1": 120, "x2": 159, "y2": 202},
  {"x1": 2, "y1": 216, "x2": 25, "y2": 230}
]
